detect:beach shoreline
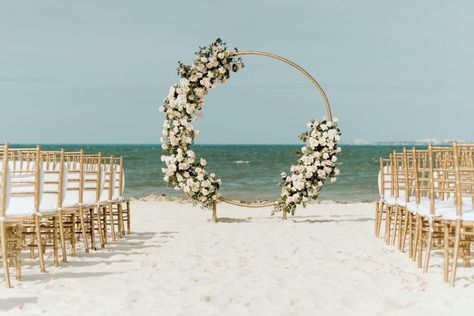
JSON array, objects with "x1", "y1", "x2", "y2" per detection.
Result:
[{"x1": 131, "y1": 193, "x2": 377, "y2": 205}]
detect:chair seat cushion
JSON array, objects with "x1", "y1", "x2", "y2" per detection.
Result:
[{"x1": 442, "y1": 208, "x2": 474, "y2": 221}]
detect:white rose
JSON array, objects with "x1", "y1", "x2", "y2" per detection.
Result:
[
  {"x1": 180, "y1": 78, "x2": 190, "y2": 87},
  {"x1": 200, "y1": 158, "x2": 207, "y2": 166}
]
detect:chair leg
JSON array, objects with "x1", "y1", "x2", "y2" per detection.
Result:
[
  {"x1": 117, "y1": 203, "x2": 124, "y2": 238},
  {"x1": 89, "y1": 208, "x2": 96, "y2": 251},
  {"x1": 96, "y1": 207, "x2": 104, "y2": 248},
  {"x1": 376, "y1": 204, "x2": 384, "y2": 238},
  {"x1": 398, "y1": 208, "x2": 405, "y2": 250},
  {"x1": 417, "y1": 218, "x2": 424, "y2": 269},
  {"x1": 0, "y1": 222, "x2": 11, "y2": 288},
  {"x1": 108, "y1": 202, "x2": 116, "y2": 241},
  {"x1": 126, "y1": 201, "x2": 131, "y2": 234},
  {"x1": 78, "y1": 206, "x2": 89, "y2": 253},
  {"x1": 70, "y1": 214, "x2": 77, "y2": 256},
  {"x1": 408, "y1": 214, "x2": 414, "y2": 258},
  {"x1": 401, "y1": 211, "x2": 409, "y2": 252},
  {"x1": 15, "y1": 225, "x2": 22, "y2": 281},
  {"x1": 392, "y1": 206, "x2": 399, "y2": 246},
  {"x1": 413, "y1": 215, "x2": 420, "y2": 262},
  {"x1": 375, "y1": 201, "x2": 380, "y2": 236},
  {"x1": 385, "y1": 206, "x2": 391, "y2": 244},
  {"x1": 34, "y1": 216, "x2": 46, "y2": 273},
  {"x1": 58, "y1": 212, "x2": 67, "y2": 263},
  {"x1": 376, "y1": 202, "x2": 385, "y2": 238},
  {"x1": 466, "y1": 242, "x2": 471, "y2": 268},
  {"x1": 423, "y1": 229, "x2": 433, "y2": 273},
  {"x1": 53, "y1": 217, "x2": 59, "y2": 267},
  {"x1": 102, "y1": 207, "x2": 108, "y2": 246},
  {"x1": 450, "y1": 220, "x2": 462, "y2": 287},
  {"x1": 444, "y1": 223, "x2": 450, "y2": 283}
]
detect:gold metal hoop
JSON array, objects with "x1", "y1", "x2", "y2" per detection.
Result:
[
  {"x1": 217, "y1": 50, "x2": 333, "y2": 210},
  {"x1": 235, "y1": 50, "x2": 333, "y2": 121}
]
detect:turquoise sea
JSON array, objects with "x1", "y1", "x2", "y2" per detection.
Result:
[{"x1": 19, "y1": 144, "x2": 411, "y2": 203}]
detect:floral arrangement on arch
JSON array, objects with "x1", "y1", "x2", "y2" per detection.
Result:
[
  {"x1": 160, "y1": 38, "x2": 244, "y2": 209},
  {"x1": 274, "y1": 119, "x2": 341, "y2": 215},
  {"x1": 160, "y1": 38, "x2": 341, "y2": 215}
]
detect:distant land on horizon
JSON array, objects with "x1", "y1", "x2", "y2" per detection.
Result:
[{"x1": 7, "y1": 140, "x2": 469, "y2": 146}]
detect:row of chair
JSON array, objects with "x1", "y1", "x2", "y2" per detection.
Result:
[
  {"x1": 0, "y1": 144, "x2": 131, "y2": 287},
  {"x1": 374, "y1": 142, "x2": 474, "y2": 286}
]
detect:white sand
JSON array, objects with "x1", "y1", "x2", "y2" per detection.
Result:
[{"x1": 1, "y1": 201, "x2": 474, "y2": 315}]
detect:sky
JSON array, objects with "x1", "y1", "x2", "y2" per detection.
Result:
[{"x1": 1, "y1": 0, "x2": 473, "y2": 144}]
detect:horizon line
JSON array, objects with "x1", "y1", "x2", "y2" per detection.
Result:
[{"x1": 4, "y1": 142, "x2": 454, "y2": 146}]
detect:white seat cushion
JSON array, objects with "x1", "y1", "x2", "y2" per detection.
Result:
[
  {"x1": 384, "y1": 194, "x2": 406, "y2": 206},
  {"x1": 406, "y1": 198, "x2": 457, "y2": 216},
  {"x1": 442, "y1": 208, "x2": 474, "y2": 221}
]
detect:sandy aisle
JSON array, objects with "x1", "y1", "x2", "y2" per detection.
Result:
[{"x1": 1, "y1": 201, "x2": 474, "y2": 315}]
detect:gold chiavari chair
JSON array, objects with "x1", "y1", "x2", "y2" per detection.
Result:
[
  {"x1": 375, "y1": 157, "x2": 391, "y2": 238},
  {"x1": 387, "y1": 150, "x2": 410, "y2": 247},
  {"x1": 37, "y1": 150, "x2": 69, "y2": 266},
  {"x1": 398, "y1": 148, "x2": 419, "y2": 253},
  {"x1": 395, "y1": 147, "x2": 419, "y2": 257},
  {"x1": 1, "y1": 145, "x2": 131, "y2": 288},
  {"x1": 0, "y1": 145, "x2": 46, "y2": 287},
  {"x1": 413, "y1": 145, "x2": 454, "y2": 272},
  {"x1": 406, "y1": 146, "x2": 438, "y2": 268},
  {"x1": 62, "y1": 150, "x2": 90, "y2": 253},
  {"x1": 112, "y1": 156, "x2": 128, "y2": 238},
  {"x1": 98, "y1": 156, "x2": 129, "y2": 242},
  {"x1": 384, "y1": 152, "x2": 399, "y2": 245},
  {"x1": 442, "y1": 142, "x2": 474, "y2": 286},
  {"x1": 79, "y1": 154, "x2": 104, "y2": 251},
  {"x1": 0, "y1": 144, "x2": 23, "y2": 287},
  {"x1": 97, "y1": 156, "x2": 114, "y2": 247},
  {"x1": 115, "y1": 156, "x2": 131, "y2": 236}
]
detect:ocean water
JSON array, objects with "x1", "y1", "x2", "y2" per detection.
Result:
[{"x1": 20, "y1": 144, "x2": 409, "y2": 203}]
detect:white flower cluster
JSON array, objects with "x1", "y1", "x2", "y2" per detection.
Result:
[
  {"x1": 160, "y1": 39, "x2": 244, "y2": 209},
  {"x1": 275, "y1": 118, "x2": 341, "y2": 215}
]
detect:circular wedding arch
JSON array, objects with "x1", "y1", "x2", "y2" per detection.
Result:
[
  {"x1": 161, "y1": 42, "x2": 339, "y2": 223},
  {"x1": 214, "y1": 50, "x2": 334, "y2": 221}
]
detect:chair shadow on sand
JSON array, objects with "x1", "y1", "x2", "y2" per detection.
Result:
[
  {"x1": 212, "y1": 217, "x2": 252, "y2": 223},
  {"x1": 20, "y1": 231, "x2": 167, "y2": 283},
  {"x1": 0, "y1": 297, "x2": 38, "y2": 312},
  {"x1": 292, "y1": 217, "x2": 374, "y2": 224},
  {"x1": 212, "y1": 214, "x2": 373, "y2": 224}
]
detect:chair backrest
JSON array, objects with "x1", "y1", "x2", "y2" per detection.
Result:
[
  {"x1": 454, "y1": 143, "x2": 474, "y2": 216},
  {"x1": 378, "y1": 157, "x2": 392, "y2": 198},
  {"x1": 39, "y1": 150, "x2": 67, "y2": 213},
  {"x1": 100, "y1": 156, "x2": 114, "y2": 202},
  {"x1": 82, "y1": 154, "x2": 104, "y2": 205},
  {"x1": 112, "y1": 156, "x2": 125, "y2": 200},
  {"x1": 432, "y1": 146, "x2": 456, "y2": 202},
  {"x1": 391, "y1": 150, "x2": 410, "y2": 200},
  {"x1": 2, "y1": 146, "x2": 42, "y2": 217},
  {"x1": 0, "y1": 144, "x2": 9, "y2": 218},
  {"x1": 62, "y1": 151, "x2": 83, "y2": 208}
]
